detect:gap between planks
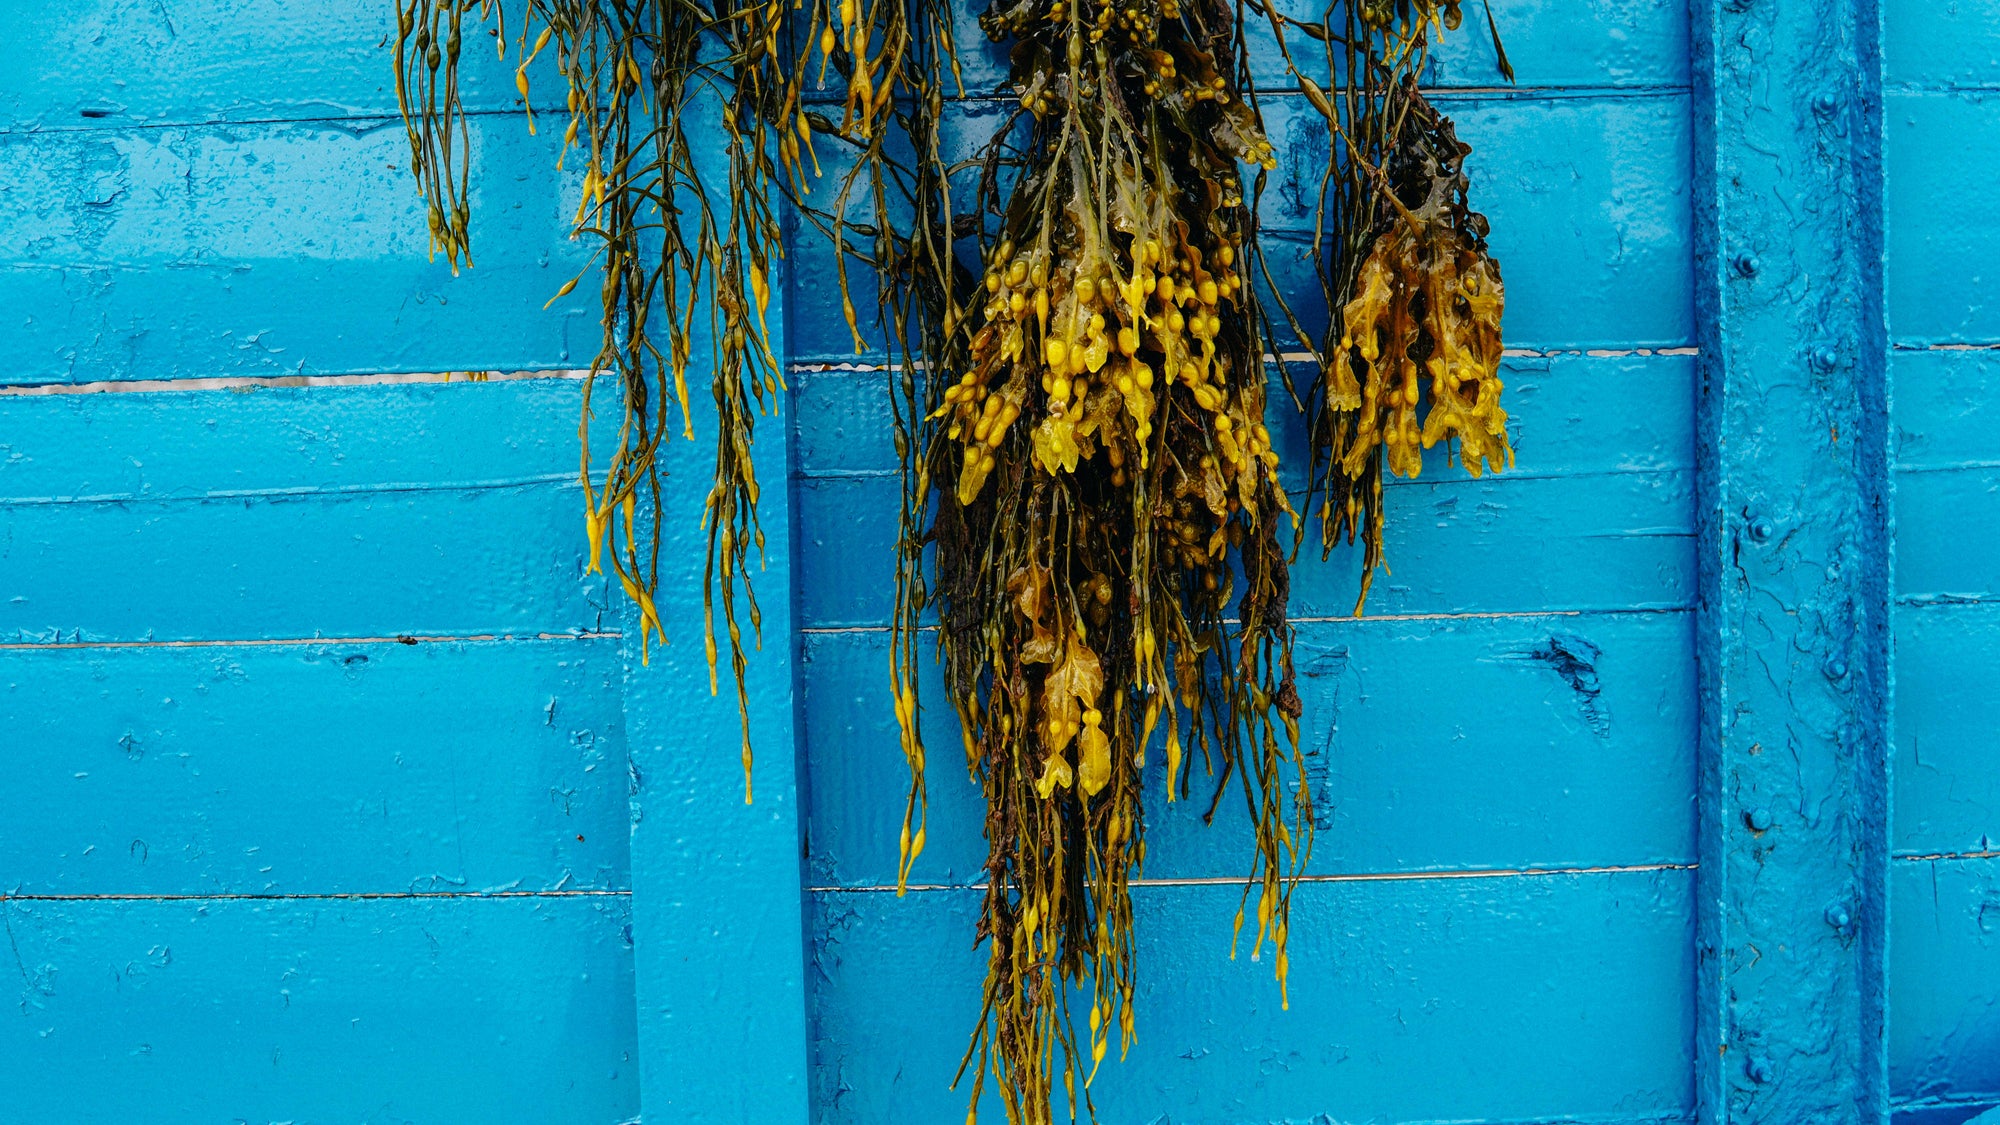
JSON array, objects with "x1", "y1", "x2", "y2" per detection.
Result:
[
  {"x1": 0, "y1": 631, "x2": 619, "y2": 651},
  {"x1": 789, "y1": 347, "x2": 1701, "y2": 373},
  {"x1": 802, "y1": 605, "x2": 1692, "y2": 635},
  {"x1": 0, "y1": 889, "x2": 629, "y2": 902},
  {"x1": 0, "y1": 351, "x2": 1708, "y2": 394},
  {"x1": 0, "y1": 369, "x2": 589, "y2": 397},
  {"x1": 813, "y1": 860, "x2": 1697, "y2": 895},
  {"x1": 13, "y1": 84, "x2": 1692, "y2": 137}
]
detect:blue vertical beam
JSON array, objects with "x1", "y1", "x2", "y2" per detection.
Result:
[
  {"x1": 1693, "y1": 0, "x2": 1891, "y2": 1120},
  {"x1": 622, "y1": 106, "x2": 812, "y2": 1124},
  {"x1": 623, "y1": 380, "x2": 812, "y2": 1123}
]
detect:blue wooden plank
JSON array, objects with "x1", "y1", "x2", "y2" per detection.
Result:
[
  {"x1": 946, "y1": 0, "x2": 1693, "y2": 96},
  {"x1": 622, "y1": 407, "x2": 812, "y2": 1121},
  {"x1": 0, "y1": 894, "x2": 638, "y2": 1125},
  {"x1": 3, "y1": 0, "x2": 1686, "y2": 135},
  {"x1": 1691, "y1": 0, "x2": 1892, "y2": 1117},
  {"x1": 798, "y1": 469, "x2": 1694, "y2": 628},
  {"x1": 1894, "y1": 605, "x2": 2000, "y2": 856},
  {"x1": 802, "y1": 610, "x2": 1695, "y2": 888},
  {"x1": 808, "y1": 870, "x2": 1696, "y2": 1124},
  {"x1": 0, "y1": 378, "x2": 596, "y2": 501},
  {"x1": 1885, "y1": 1, "x2": 2000, "y2": 89},
  {"x1": 787, "y1": 92, "x2": 1695, "y2": 361},
  {"x1": 618, "y1": 95, "x2": 811, "y2": 1121},
  {"x1": 1, "y1": 637, "x2": 626, "y2": 895},
  {"x1": 1890, "y1": 858, "x2": 2000, "y2": 1110},
  {"x1": 1895, "y1": 350, "x2": 2000, "y2": 472},
  {"x1": 1886, "y1": 92, "x2": 2000, "y2": 346},
  {"x1": 1256, "y1": 90, "x2": 1694, "y2": 343},
  {"x1": 2, "y1": 1, "x2": 563, "y2": 130},
  {"x1": 0, "y1": 118, "x2": 593, "y2": 382},
  {"x1": 1896, "y1": 1105, "x2": 2000, "y2": 1125},
  {"x1": 1240, "y1": 0, "x2": 1691, "y2": 95},
  {"x1": 1897, "y1": 467, "x2": 2000, "y2": 602},
  {"x1": 796, "y1": 352, "x2": 1696, "y2": 481},
  {"x1": 0, "y1": 482, "x2": 608, "y2": 642}
]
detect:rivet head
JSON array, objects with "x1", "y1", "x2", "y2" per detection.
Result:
[
  {"x1": 1747, "y1": 807, "x2": 1774, "y2": 832},
  {"x1": 1749, "y1": 517, "x2": 1776, "y2": 543},
  {"x1": 1814, "y1": 91, "x2": 1839, "y2": 114},
  {"x1": 1823, "y1": 657, "x2": 1848, "y2": 681},
  {"x1": 1826, "y1": 905, "x2": 1853, "y2": 931},
  {"x1": 1734, "y1": 253, "x2": 1761, "y2": 278},
  {"x1": 1748, "y1": 1056, "x2": 1776, "y2": 1084}
]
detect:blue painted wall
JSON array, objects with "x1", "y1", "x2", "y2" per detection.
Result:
[{"x1": 0, "y1": 2, "x2": 1991, "y2": 1124}]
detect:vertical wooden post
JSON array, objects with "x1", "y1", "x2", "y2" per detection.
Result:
[
  {"x1": 622, "y1": 101, "x2": 812, "y2": 1124},
  {"x1": 1693, "y1": 0, "x2": 1891, "y2": 1120}
]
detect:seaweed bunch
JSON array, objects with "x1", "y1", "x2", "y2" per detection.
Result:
[
  {"x1": 885, "y1": 0, "x2": 1316, "y2": 1116},
  {"x1": 393, "y1": 0, "x2": 1509, "y2": 1117},
  {"x1": 394, "y1": 0, "x2": 949, "y2": 794},
  {"x1": 1283, "y1": 0, "x2": 1513, "y2": 610}
]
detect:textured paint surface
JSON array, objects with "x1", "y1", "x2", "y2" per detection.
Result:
[
  {"x1": 1886, "y1": 4, "x2": 2000, "y2": 1122},
  {"x1": 1883, "y1": 3, "x2": 2000, "y2": 1116},
  {"x1": 4, "y1": 2, "x2": 1994, "y2": 1123},
  {"x1": 1691, "y1": 0, "x2": 1893, "y2": 1120}
]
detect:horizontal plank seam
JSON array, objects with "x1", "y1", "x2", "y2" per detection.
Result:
[
  {"x1": 0, "y1": 369, "x2": 588, "y2": 396},
  {"x1": 0, "y1": 631, "x2": 619, "y2": 651},
  {"x1": 4, "y1": 84, "x2": 1691, "y2": 138},
  {"x1": 1891, "y1": 1096, "x2": 2000, "y2": 1112},
  {"x1": 1893, "y1": 849, "x2": 2000, "y2": 862},
  {"x1": 1894, "y1": 461, "x2": 2000, "y2": 474},
  {"x1": 797, "y1": 465, "x2": 1691, "y2": 486},
  {"x1": 800, "y1": 606, "x2": 1694, "y2": 634},
  {"x1": 0, "y1": 472, "x2": 590, "y2": 507},
  {"x1": 0, "y1": 889, "x2": 629, "y2": 901},
  {"x1": 813, "y1": 861, "x2": 1698, "y2": 894},
  {"x1": 1896, "y1": 595, "x2": 2000, "y2": 608},
  {"x1": 1891, "y1": 342, "x2": 2000, "y2": 352},
  {"x1": 787, "y1": 347, "x2": 1701, "y2": 373},
  {"x1": 796, "y1": 84, "x2": 1693, "y2": 106},
  {"x1": 0, "y1": 106, "x2": 549, "y2": 138}
]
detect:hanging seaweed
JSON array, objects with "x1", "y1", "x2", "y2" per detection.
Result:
[
  {"x1": 393, "y1": 0, "x2": 1509, "y2": 1119},
  {"x1": 883, "y1": 0, "x2": 1312, "y2": 1117},
  {"x1": 1285, "y1": 0, "x2": 1514, "y2": 609},
  {"x1": 394, "y1": 0, "x2": 872, "y2": 796}
]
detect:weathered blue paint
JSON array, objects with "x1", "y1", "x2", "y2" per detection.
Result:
[
  {"x1": 5, "y1": 1, "x2": 1997, "y2": 1122},
  {"x1": 618, "y1": 90, "x2": 813, "y2": 1123},
  {"x1": 803, "y1": 612, "x2": 1698, "y2": 890},
  {"x1": 810, "y1": 873, "x2": 1697, "y2": 1123},
  {"x1": 1883, "y1": 5, "x2": 2000, "y2": 1116},
  {"x1": 0, "y1": 896, "x2": 639, "y2": 1123},
  {"x1": 3, "y1": 639, "x2": 627, "y2": 896},
  {"x1": 788, "y1": 92, "x2": 1695, "y2": 363},
  {"x1": 1691, "y1": 0, "x2": 1892, "y2": 1120}
]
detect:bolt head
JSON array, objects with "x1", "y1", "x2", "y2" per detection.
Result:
[
  {"x1": 1748, "y1": 1056, "x2": 1775, "y2": 1084},
  {"x1": 1734, "y1": 253, "x2": 1761, "y2": 278},
  {"x1": 1826, "y1": 905, "x2": 1852, "y2": 931},
  {"x1": 1823, "y1": 657, "x2": 1848, "y2": 681},
  {"x1": 1750, "y1": 517, "x2": 1776, "y2": 543},
  {"x1": 1747, "y1": 807, "x2": 1774, "y2": 832},
  {"x1": 1814, "y1": 91, "x2": 1839, "y2": 114}
]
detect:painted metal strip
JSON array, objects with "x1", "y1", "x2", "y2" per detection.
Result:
[{"x1": 1692, "y1": 0, "x2": 1892, "y2": 1119}]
